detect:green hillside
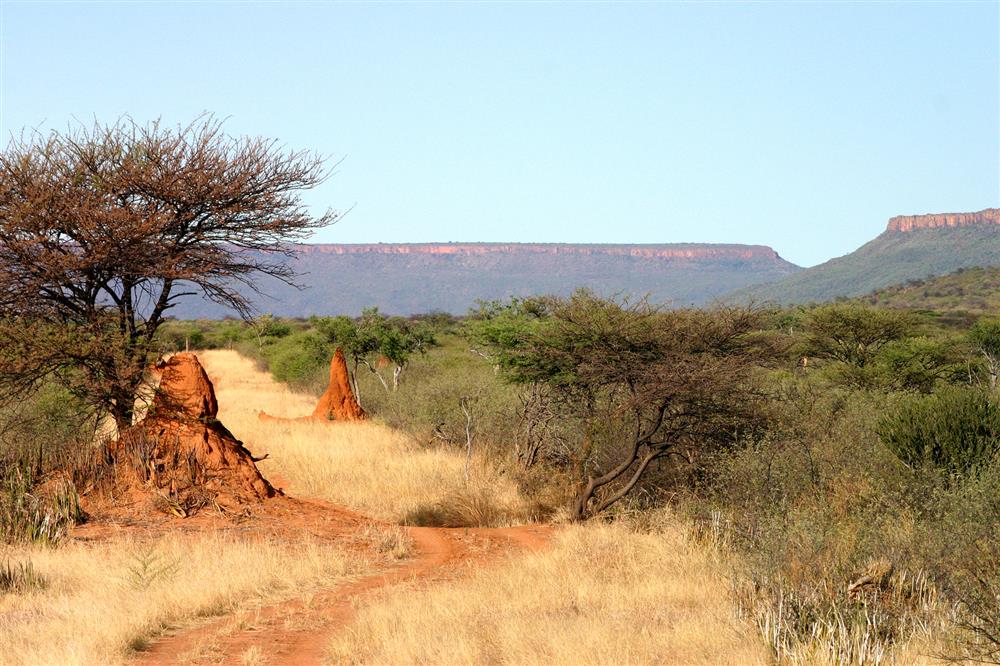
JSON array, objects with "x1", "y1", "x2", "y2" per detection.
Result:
[
  {"x1": 857, "y1": 265, "x2": 1000, "y2": 324},
  {"x1": 731, "y1": 225, "x2": 1000, "y2": 304}
]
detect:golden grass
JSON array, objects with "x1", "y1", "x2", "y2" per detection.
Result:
[
  {"x1": 326, "y1": 517, "x2": 769, "y2": 666},
  {"x1": 0, "y1": 349, "x2": 776, "y2": 664},
  {"x1": 0, "y1": 534, "x2": 360, "y2": 666},
  {"x1": 198, "y1": 349, "x2": 533, "y2": 525}
]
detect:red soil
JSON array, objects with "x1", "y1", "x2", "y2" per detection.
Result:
[
  {"x1": 71, "y1": 353, "x2": 552, "y2": 664},
  {"x1": 129, "y1": 498, "x2": 550, "y2": 665}
]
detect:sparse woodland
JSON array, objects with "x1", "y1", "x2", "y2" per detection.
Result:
[
  {"x1": 138, "y1": 287, "x2": 1000, "y2": 664},
  {"x1": 2, "y1": 118, "x2": 999, "y2": 665}
]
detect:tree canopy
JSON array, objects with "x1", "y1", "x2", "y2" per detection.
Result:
[
  {"x1": 470, "y1": 291, "x2": 768, "y2": 520},
  {"x1": 0, "y1": 116, "x2": 336, "y2": 428}
]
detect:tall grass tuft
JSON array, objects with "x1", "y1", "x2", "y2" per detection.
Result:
[
  {"x1": 734, "y1": 572, "x2": 944, "y2": 666},
  {"x1": 0, "y1": 559, "x2": 46, "y2": 594},
  {"x1": 0, "y1": 462, "x2": 82, "y2": 545}
]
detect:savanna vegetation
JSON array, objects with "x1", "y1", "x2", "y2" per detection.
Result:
[
  {"x1": 3, "y1": 118, "x2": 999, "y2": 665},
  {"x1": 148, "y1": 289, "x2": 1000, "y2": 664},
  {"x1": 734, "y1": 225, "x2": 1000, "y2": 305},
  {"x1": 862, "y1": 265, "x2": 1000, "y2": 323},
  {"x1": 6, "y1": 267, "x2": 1000, "y2": 663}
]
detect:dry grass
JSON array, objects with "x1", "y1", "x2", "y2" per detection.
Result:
[
  {"x1": 198, "y1": 349, "x2": 534, "y2": 525},
  {"x1": 743, "y1": 584, "x2": 948, "y2": 666},
  {"x1": 351, "y1": 523, "x2": 414, "y2": 560},
  {"x1": 0, "y1": 534, "x2": 360, "y2": 666},
  {"x1": 326, "y1": 517, "x2": 768, "y2": 666},
  {"x1": 202, "y1": 350, "x2": 771, "y2": 664},
  {"x1": 0, "y1": 349, "x2": 778, "y2": 664}
]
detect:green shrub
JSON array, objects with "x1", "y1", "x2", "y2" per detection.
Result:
[
  {"x1": 261, "y1": 331, "x2": 332, "y2": 389},
  {"x1": 877, "y1": 386, "x2": 1000, "y2": 474},
  {"x1": 914, "y1": 461, "x2": 1000, "y2": 663}
]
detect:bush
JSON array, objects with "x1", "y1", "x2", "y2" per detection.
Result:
[
  {"x1": 877, "y1": 386, "x2": 1000, "y2": 474},
  {"x1": 0, "y1": 463, "x2": 82, "y2": 545},
  {"x1": 260, "y1": 331, "x2": 332, "y2": 390}
]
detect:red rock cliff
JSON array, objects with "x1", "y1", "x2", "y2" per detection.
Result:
[
  {"x1": 296, "y1": 242, "x2": 786, "y2": 262},
  {"x1": 886, "y1": 208, "x2": 1000, "y2": 233}
]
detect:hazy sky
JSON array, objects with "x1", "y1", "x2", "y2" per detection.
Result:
[{"x1": 1, "y1": 1, "x2": 997, "y2": 267}]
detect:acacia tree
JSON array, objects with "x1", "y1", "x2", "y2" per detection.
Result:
[
  {"x1": 473, "y1": 291, "x2": 767, "y2": 521},
  {"x1": 0, "y1": 117, "x2": 336, "y2": 430},
  {"x1": 800, "y1": 304, "x2": 912, "y2": 368},
  {"x1": 312, "y1": 309, "x2": 436, "y2": 400},
  {"x1": 356, "y1": 309, "x2": 435, "y2": 392},
  {"x1": 311, "y1": 315, "x2": 375, "y2": 405}
]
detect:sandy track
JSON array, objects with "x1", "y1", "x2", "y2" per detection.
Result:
[{"x1": 131, "y1": 495, "x2": 550, "y2": 665}]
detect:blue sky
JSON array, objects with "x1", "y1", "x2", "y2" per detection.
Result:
[{"x1": 1, "y1": 1, "x2": 997, "y2": 267}]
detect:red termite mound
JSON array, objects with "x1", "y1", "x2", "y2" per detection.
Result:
[
  {"x1": 115, "y1": 353, "x2": 276, "y2": 511},
  {"x1": 258, "y1": 348, "x2": 366, "y2": 423}
]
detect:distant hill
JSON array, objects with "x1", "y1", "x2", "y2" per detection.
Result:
[
  {"x1": 730, "y1": 209, "x2": 1000, "y2": 305},
  {"x1": 172, "y1": 242, "x2": 801, "y2": 318},
  {"x1": 859, "y1": 265, "x2": 1000, "y2": 317}
]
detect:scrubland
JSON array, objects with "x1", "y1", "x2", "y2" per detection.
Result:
[
  {"x1": 0, "y1": 347, "x2": 766, "y2": 665},
  {"x1": 5, "y1": 293, "x2": 1000, "y2": 665},
  {"x1": 200, "y1": 349, "x2": 768, "y2": 664}
]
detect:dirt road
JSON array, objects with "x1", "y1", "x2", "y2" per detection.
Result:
[{"x1": 131, "y1": 494, "x2": 549, "y2": 665}]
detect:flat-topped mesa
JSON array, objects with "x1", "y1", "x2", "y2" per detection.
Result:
[
  {"x1": 887, "y1": 208, "x2": 1000, "y2": 233},
  {"x1": 298, "y1": 242, "x2": 787, "y2": 262}
]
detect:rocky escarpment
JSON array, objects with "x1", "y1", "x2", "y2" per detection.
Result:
[
  {"x1": 173, "y1": 241, "x2": 801, "y2": 317},
  {"x1": 887, "y1": 208, "x2": 999, "y2": 232},
  {"x1": 731, "y1": 209, "x2": 1000, "y2": 305},
  {"x1": 299, "y1": 242, "x2": 785, "y2": 261}
]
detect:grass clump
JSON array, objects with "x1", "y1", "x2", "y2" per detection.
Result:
[
  {"x1": 0, "y1": 383, "x2": 92, "y2": 545},
  {"x1": 0, "y1": 463, "x2": 82, "y2": 545},
  {"x1": 402, "y1": 482, "x2": 538, "y2": 528},
  {"x1": 353, "y1": 524, "x2": 414, "y2": 560},
  {"x1": 0, "y1": 559, "x2": 46, "y2": 594}
]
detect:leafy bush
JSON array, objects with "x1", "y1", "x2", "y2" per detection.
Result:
[
  {"x1": 261, "y1": 331, "x2": 332, "y2": 389},
  {"x1": 470, "y1": 292, "x2": 771, "y2": 520},
  {"x1": 878, "y1": 387, "x2": 1000, "y2": 474},
  {"x1": 969, "y1": 317, "x2": 1000, "y2": 389}
]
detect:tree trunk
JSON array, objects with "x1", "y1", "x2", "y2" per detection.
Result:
[
  {"x1": 351, "y1": 359, "x2": 363, "y2": 409},
  {"x1": 570, "y1": 477, "x2": 597, "y2": 522},
  {"x1": 110, "y1": 401, "x2": 134, "y2": 436},
  {"x1": 461, "y1": 397, "x2": 474, "y2": 484}
]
